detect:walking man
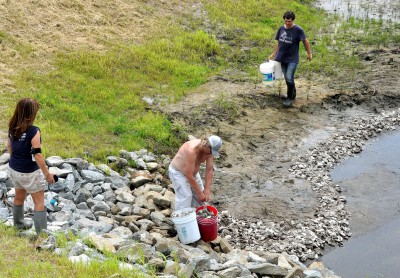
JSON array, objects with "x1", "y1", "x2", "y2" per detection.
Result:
[{"x1": 269, "y1": 10, "x2": 312, "y2": 107}]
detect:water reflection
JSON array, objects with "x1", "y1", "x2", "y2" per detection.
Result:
[
  {"x1": 315, "y1": 0, "x2": 400, "y2": 22},
  {"x1": 323, "y1": 130, "x2": 400, "y2": 277}
]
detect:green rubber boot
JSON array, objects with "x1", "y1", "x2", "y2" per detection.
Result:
[
  {"x1": 33, "y1": 210, "x2": 47, "y2": 235},
  {"x1": 13, "y1": 205, "x2": 33, "y2": 230}
]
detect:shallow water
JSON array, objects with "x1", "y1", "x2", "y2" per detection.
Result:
[
  {"x1": 315, "y1": 0, "x2": 400, "y2": 22},
  {"x1": 322, "y1": 130, "x2": 400, "y2": 277}
]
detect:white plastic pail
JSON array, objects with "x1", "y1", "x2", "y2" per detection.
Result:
[
  {"x1": 273, "y1": 61, "x2": 283, "y2": 80},
  {"x1": 260, "y1": 61, "x2": 275, "y2": 85},
  {"x1": 171, "y1": 208, "x2": 201, "y2": 244}
]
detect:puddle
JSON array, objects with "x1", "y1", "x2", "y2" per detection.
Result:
[{"x1": 322, "y1": 130, "x2": 400, "y2": 277}]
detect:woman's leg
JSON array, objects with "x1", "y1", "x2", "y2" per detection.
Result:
[
  {"x1": 14, "y1": 188, "x2": 27, "y2": 206},
  {"x1": 13, "y1": 188, "x2": 33, "y2": 229},
  {"x1": 31, "y1": 190, "x2": 45, "y2": 211},
  {"x1": 31, "y1": 190, "x2": 47, "y2": 234}
]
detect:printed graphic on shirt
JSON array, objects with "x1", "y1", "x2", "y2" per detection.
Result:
[
  {"x1": 279, "y1": 31, "x2": 293, "y2": 44},
  {"x1": 20, "y1": 133, "x2": 27, "y2": 141}
]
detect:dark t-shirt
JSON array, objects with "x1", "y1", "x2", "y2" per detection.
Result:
[
  {"x1": 274, "y1": 25, "x2": 306, "y2": 64},
  {"x1": 9, "y1": 126, "x2": 40, "y2": 173}
]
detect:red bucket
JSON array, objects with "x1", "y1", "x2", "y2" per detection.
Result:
[{"x1": 196, "y1": 205, "x2": 218, "y2": 242}]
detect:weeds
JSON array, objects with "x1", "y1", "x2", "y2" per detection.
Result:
[
  {"x1": 215, "y1": 93, "x2": 240, "y2": 122},
  {"x1": 0, "y1": 224, "x2": 146, "y2": 277}
]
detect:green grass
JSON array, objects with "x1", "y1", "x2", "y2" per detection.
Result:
[
  {"x1": 10, "y1": 30, "x2": 221, "y2": 160},
  {"x1": 1, "y1": 0, "x2": 398, "y2": 162},
  {"x1": 0, "y1": 225, "x2": 147, "y2": 278}
]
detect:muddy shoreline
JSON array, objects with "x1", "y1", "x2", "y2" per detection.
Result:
[
  {"x1": 160, "y1": 45, "x2": 400, "y2": 260},
  {"x1": 163, "y1": 45, "x2": 400, "y2": 219}
]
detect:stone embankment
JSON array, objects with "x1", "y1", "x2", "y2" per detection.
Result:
[
  {"x1": 0, "y1": 108, "x2": 399, "y2": 277},
  {"x1": 0, "y1": 151, "x2": 335, "y2": 277}
]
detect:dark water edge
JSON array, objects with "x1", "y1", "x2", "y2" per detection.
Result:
[{"x1": 322, "y1": 130, "x2": 400, "y2": 277}]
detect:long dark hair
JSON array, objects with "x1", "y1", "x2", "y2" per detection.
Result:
[{"x1": 8, "y1": 98, "x2": 39, "y2": 140}]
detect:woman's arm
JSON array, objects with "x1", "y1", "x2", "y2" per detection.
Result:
[{"x1": 31, "y1": 130, "x2": 55, "y2": 183}]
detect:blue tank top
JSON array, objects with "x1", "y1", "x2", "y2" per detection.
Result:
[{"x1": 9, "y1": 126, "x2": 40, "y2": 173}]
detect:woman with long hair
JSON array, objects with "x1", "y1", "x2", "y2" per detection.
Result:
[{"x1": 7, "y1": 98, "x2": 55, "y2": 234}]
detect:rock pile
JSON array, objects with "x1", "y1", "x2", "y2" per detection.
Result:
[{"x1": 0, "y1": 148, "x2": 336, "y2": 277}]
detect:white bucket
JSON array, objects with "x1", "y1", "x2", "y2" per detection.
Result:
[
  {"x1": 171, "y1": 208, "x2": 200, "y2": 244},
  {"x1": 273, "y1": 61, "x2": 283, "y2": 80},
  {"x1": 260, "y1": 61, "x2": 275, "y2": 86}
]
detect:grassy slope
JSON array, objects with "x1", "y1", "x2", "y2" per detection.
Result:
[
  {"x1": 0, "y1": 0, "x2": 328, "y2": 162},
  {"x1": 1, "y1": 1, "x2": 398, "y2": 162}
]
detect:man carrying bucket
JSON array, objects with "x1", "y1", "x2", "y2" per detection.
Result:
[
  {"x1": 168, "y1": 135, "x2": 222, "y2": 210},
  {"x1": 269, "y1": 10, "x2": 312, "y2": 107}
]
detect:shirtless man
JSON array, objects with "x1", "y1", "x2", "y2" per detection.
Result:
[{"x1": 168, "y1": 135, "x2": 222, "y2": 210}]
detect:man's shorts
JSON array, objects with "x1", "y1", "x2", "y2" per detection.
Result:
[{"x1": 8, "y1": 168, "x2": 46, "y2": 193}]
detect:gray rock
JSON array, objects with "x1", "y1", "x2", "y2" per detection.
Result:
[
  {"x1": 76, "y1": 217, "x2": 113, "y2": 234},
  {"x1": 74, "y1": 188, "x2": 92, "y2": 204},
  {"x1": 49, "y1": 166, "x2": 72, "y2": 178},
  {"x1": 45, "y1": 156, "x2": 64, "y2": 167},
  {"x1": 0, "y1": 207, "x2": 9, "y2": 222},
  {"x1": 0, "y1": 171, "x2": 8, "y2": 182},
  {"x1": 91, "y1": 201, "x2": 111, "y2": 214},
  {"x1": 0, "y1": 153, "x2": 10, "y2": 165},
  {"x1": 80, "y1": 170, "x2": 105, "y2": 182}
]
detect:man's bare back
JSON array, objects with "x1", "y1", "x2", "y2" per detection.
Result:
[{"x1": 171, "y1": 139, "x2": 211, "y2": 176}]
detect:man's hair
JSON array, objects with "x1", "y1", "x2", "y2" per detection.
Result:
[
  {"x1": 283, "y1": 11, "x2": 295, "y2": 20},
  {"x1": 201, "y1": 135, "x2": 208, "y2": 146}
]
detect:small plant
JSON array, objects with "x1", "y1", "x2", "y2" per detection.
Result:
[
  {"x1": 171, "y1": 251, "x2": 180, "y2": 276},
  {"x1": 215, "y1": 93, "x2": 240, "y2": 122},
  {"x1": 54, "y1": 230, "x2": 78, "y2": 249}
]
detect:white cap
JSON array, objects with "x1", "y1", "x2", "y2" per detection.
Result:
[{"x1": 208, "y1": 135, "x2": 222, "y2": 158}]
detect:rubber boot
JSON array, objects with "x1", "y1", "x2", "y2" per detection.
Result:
[
  {"x1": 13, "y1": 205, "x2": 33, "y2": 230},
  {"x1": 33, "y1": 210, "x2": 47, "y2": 235},
  {"x1": 293, "y1": 85, "x2": 297, "y2": 100},
  {"x1": 286, "y1": 83, "x2": 295, "y2": 100},
  {"x1": 284, "y1": 84, "x2": 295, "y2": 107}
]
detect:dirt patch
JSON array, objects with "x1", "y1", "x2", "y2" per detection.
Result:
[
  {"x1": 0, "y1": 0, "x2": 194, "y2": 95},
  {"x1": 160, "y1": 46, "x2": 400, "y2": 225}
]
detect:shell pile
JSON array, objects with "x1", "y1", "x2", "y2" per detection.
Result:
[
  {"x1": 219, "y1": 109, "x2": 400, "y2": 261},
  {"x1": 197, "y1": 206, "x2": 215, "y2": 218}
]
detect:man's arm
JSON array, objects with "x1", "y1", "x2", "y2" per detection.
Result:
[
  {"x1": 303, "y1": 38, "x2": 312, "y2": 61},
  {"x1": 269, "y1": 41, "x2": 279, "y2": 60}
]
